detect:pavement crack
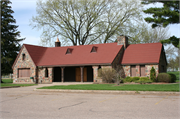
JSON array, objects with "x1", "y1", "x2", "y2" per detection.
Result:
[
  {"x1": 59, "y1": 101, "x2": 86, "y2": 110},
  {"x1": 0, "y1": 94, "x2": 32, "y2": 103},
  {"x1": 0, "y1": 111, "x2": 10, "y2": 113}
]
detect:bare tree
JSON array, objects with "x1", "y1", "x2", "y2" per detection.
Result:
[
  {"x1": 31, "y1": 0, "x2": 143, "y2": 46},
  {"x1": 117, "y1": 22, "x2": 171, "y2": 44}
]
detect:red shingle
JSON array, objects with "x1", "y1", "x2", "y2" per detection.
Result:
[
  {"x1": 121, "y1": 43, "x2": 162, "y2": 65},
  {"x1": 24, "y1": 43, "x2": 123, "y2": 66},
  {"x1": 24, "y1": 44, "x2": 47, "y2": 65}
]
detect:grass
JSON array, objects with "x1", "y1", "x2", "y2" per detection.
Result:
[
  {"x1": 2, "y1": 79, "x2": 13, "y2": 83},
  {"x1": 167, "y1": 71, "x2": 179, "y2": 82},
  {"x1": 38, "y1": 84, "x2": 180, "y2": 92},
  {"x1": 1, "y1": 79, "x2": 37, "y2": 88}
]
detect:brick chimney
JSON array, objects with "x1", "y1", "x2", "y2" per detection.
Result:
[
  {"x1": 55, "y1": 37, "x2": 61, "y2": 47},
  {"x1": 117, "y1": 35, "x2": 128, "y2": 49}
]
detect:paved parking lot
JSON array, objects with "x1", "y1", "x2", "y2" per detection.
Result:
[{"x1": 0, "y1": 84, "x2": 180, "y2": 119}]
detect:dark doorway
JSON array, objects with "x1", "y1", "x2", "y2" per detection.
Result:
[
  {"x1": 53, "y1": 67, "x2": 61, "y2": 82},
  {"x1": 87, "y1": 66, "x2": 93, "y2": 82},
  {"x1": 64, "y1": 67, "x2": 76, "y2": 82},
  {"x1": 53, "y1": 66, "x2": 93, "y2": 82}
]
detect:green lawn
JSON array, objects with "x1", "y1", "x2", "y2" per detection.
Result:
[
  {"x1": 1, "y1": 79, "x2": 37, "y2": 87},
  {"x1": 167, "y1": 71, "x2": 179, "y2": 82},
  {"x1": 2, "y1": 79, "x2": 13, "y2": 83},
  {"x1": 38, "y1": 84, "x2": 180, "y2": 92}
]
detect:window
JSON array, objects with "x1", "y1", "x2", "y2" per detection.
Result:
[
  {"x1": 18, "y1": 68, "x2": 30, "y2": 78},
  {"x1": 45, "y1": 68, "x2": 49, "y2": 77},
  {"x1": 140, "y1": 65, "x2": 145, "y2": 76},
  {"x1": 91, "y1": 46, "x2": 98, "y2": 53},
  {"x1": 66, "y1": 48, "x2": 73, "y2": 54},
  {"x1": 22, "y1": 53, "x2": 26, "y2": 61},
  {"x1": 131, "y1": 65, "x2": 136, "y2": 77}
]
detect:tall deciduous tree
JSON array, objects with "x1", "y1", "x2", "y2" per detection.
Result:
[
  {"x1": 116, "y1": 22, "x2": 170, "y2": 44},
  {"x1": 31, "y1": 0, "x2": 142, "y2": 46},
  {"x1": 142, "y1": 0, "x2": 179, "y2": 48},
  {"x1": 1, "y1": 0, "x2": 24, "y2": 82}
]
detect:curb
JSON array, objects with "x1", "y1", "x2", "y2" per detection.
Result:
[{"x1": 34, "y1": 89, "x2": 180, "y2": 95}]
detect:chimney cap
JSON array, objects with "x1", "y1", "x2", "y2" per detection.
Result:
[{"x1": 56, "y1": 37, "x2": 60, "y2": 42}]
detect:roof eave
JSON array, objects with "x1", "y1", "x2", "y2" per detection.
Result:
[
  {"x1": 37, "y1": 63, "x2": 112, "y2": 67},
  {"x1": 121, "y1": 62, "x2": 159, "y2": 65}
]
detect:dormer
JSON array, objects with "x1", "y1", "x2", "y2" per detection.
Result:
[
  {"x1": 66, "y1": 48, "x2": 73, "y2": 54},
  {"x1": 91, "y1": 46, "x2": 98, "y2": 53}
]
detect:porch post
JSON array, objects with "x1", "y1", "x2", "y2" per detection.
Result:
[
  {"x1": 61, "y1": 67, "x2": 64, "y2": 82},
  {"x1": 80, "y1": 67, "x2": 84, "y2": 82}
]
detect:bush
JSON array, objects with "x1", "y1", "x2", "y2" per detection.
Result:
[
  {"x1": 157, "y1": 73, "x2": 171, "y2": 83},
  {"x1": 123, "y1": 77, "x2": 140, "y2": 83},
  {"x1": 168, "y1": 73, "x2": 176, "y2": 83},
  {"x1": 123, "y1": 76, "x2": 132, "y2": 83},
  {"x1": 135, "y1": 77, "x2": 152, "y2": 84},
  {"x1": 131, "y1": 77, "x2": 140, "y2": 82},
  {"x1": 98, "y1": 68, "x2": 116, "y2": 83},
  {"x1": 150, "y1": 67, "x2": 156, "y2": 82}
]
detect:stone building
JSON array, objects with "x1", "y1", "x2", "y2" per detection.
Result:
[{"x1": 12, "y1": 36, "x2": 167, "y2": 84}]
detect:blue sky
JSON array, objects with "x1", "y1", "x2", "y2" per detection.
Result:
[{"x1": 11, "y1": 0, "x2": 180, "y2": 46}]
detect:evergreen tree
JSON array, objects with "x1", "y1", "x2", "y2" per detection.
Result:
[
  {"x1": 1, "y1": 0, "x2": 24, "y2": 83},
  {"x1": 150, "y1": 67, "x2": 156, "y2": 82},
  {"x1": 142, "y1": 0, "x2": 179, "y2": 48}
]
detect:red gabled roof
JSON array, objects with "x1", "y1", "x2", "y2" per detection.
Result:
[
  {"x1": 121, "y1": 43, "x2": 162, "y2": 65},
  {"x1": 24, "y1": 43, "x2": 123, "y2": 66},
  {"x1": 24, "y1": 44, "x2": 47, "y2": 65}
]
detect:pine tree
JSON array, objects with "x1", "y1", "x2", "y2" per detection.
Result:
[
  {"x1": 142, "y1": 0, "x2": 179, "y2": 48},
  {"x1": 150, "y1": 67, "x2": 156, "y2": 82},
  {"x1": 1, "y1": 0, "x2": 25, "y2": 83}
]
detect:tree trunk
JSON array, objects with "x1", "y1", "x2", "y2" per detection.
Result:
[{"x1": 1, "y1": 76, "x2": 3, "y2": 83}]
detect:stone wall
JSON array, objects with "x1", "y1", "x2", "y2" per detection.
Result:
[
  {"x1": 123, "y1": 65, "x2": 159, "y2": 77},
  {"x1": 145, "y1": 65, "x2": 158, "y2": 77},
  {"x1": 92, "y1": 65, "x2": 113, "y2": 83},
  {"x1": 92, "y1": 66, "x2": 99, "y2": 83},
  {"x1": 13, "y1": 47, "x2": 36, "y2": 83},
  {"x1": 38, "y1": 67, "x2": 53, "y2": 83},
  {"x1": 123, "y1": 66, "x2": 130, "y2": 77},
  {"x1": 112, "y1": 48, "x2": 124, "y2": 68}
]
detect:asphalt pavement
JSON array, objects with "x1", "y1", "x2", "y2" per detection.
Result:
[{"x1": 0, "y1": 83, "x2": 180, "y2": 119}]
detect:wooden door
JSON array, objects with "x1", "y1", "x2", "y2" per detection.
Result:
[
  {"x1": 131, "y1": 66, "x2": 136, "y2": 77},
  {"x1": 140, "y1": 65, "x2": 145, "y2": 76},
  {"x1": 76, "y1": 68, "x2": 81, "y2": 82},
  {"x1": 76, "y1": 68, "x2": 87, "y2": 82}
]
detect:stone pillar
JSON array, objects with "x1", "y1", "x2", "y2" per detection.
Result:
[
  {"x1": 61, "y1": 67, "x2": 64, "y2": 82},
  {"x1": 35, "y1": 67, "x2": 38, "y2": 84},
  {"x1": 136, "y1": 65, "x2": 140, "y2": 77},
  {"x1": 92, "y1": 66, "x2": 98, "y2": 82},
  {"x1": 80, "y1": 67, "x2": 84, "y2": 82}
]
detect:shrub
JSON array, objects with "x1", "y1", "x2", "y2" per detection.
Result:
[
  {"x1": 168, "y1": 73, "x2": 176, "y2": 83},
  {"x1": 135, "y1": 77, "x2": 152, "y2": 84},
  {"x1": 123, "y1": 76, "x2": 132, "y2": 83},
  {"x1": 98, "y1": 68, "x2": 116, "y2": 83},
  {"x1": 131, "y1": 77, "x2": 140, "y2": 82},
  {"x1": 157, "y1": 73, "x2": 171, "y2": 83},
  {"x1": 150, "y1": 67, "x2": 156, "y2": 82}
]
